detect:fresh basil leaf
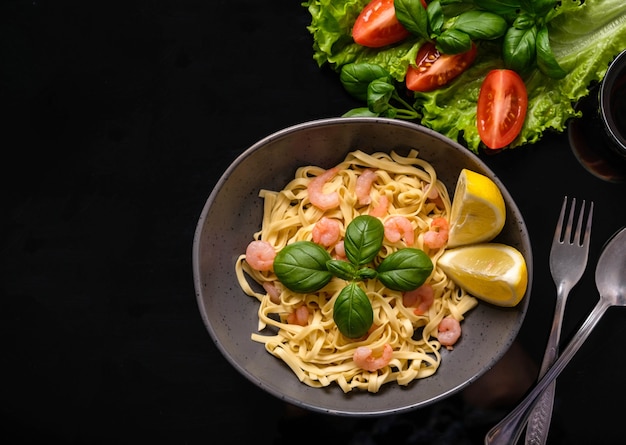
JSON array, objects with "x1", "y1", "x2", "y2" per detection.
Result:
[
  {"x1": 344, "y1": 215, "x2": 385, "y2": 265},
  {"x1": 512, "y1": 12, "x2": 536, "y2": 30},
  {"x1": 395, "y1": 0, "x2": 430, "y2": 40},
  {"x1": 273, "y1": 241, "x2": 333, "y2": 293},
  {"x1": 452, "y1": 11, "x2": 508, "y2": 40},
  {"x1": 503, "y1": 25, "x2": 537, "y2": 73},
  {"x1": 427, "y1": 0, "x2": 444, "y2": 37},
  {"x1": 377, "y1": 248, "x2": 433, "y2": 291},
  {"x1": 356, "y1": 267, "x2": 378, "y2": 280},
  {"x1": 333, "y1": 282, "x2": 373, "y2": 338},
  {"x1": 340, "y1": 63, "x2": 392, "y2": 101},
  {"x1": 436, "y1": 28, "x2": 472, "y2": 54},
  {"x1": 536, "y1": 25, "x2": 567, "y2": 79},
  {"x1": 472, "y1": 0, "x2": 521, "y2": 16},
  {"x1": 367, "y1": 79, "x2": 396, "y2": 114},
  {"x1": 326, "y1": 259, "x2": 358, "y2": 281}
]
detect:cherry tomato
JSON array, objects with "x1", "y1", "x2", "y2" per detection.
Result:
[
  {"x1": 476, "y1": 69, "x2": 528, "y2": 150},
  {"x1": 405, "y1": 42, "x2": 478, "y2": 92},
  {"x1": 352, "y1": 0, "x2": 410, "y2": 48}
]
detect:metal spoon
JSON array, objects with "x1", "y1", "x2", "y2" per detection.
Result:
[{"x1": 485, "y1": 226, "x2": 626, "y2": 445}]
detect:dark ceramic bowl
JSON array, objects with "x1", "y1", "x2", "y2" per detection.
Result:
[{"x1": 192, "y1": 117, "x2": 532, "y2": 417}]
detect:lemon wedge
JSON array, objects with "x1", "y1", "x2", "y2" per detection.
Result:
[
  {"x1": 447, "y1": 169, "x2": 506, "y2": 248},
  {"x1": 437, "y1": 243, "x2": 528, "y2": 307}
]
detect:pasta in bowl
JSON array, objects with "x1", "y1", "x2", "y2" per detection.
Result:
[{"x1": 193, "y1": 117, "x2": 531, "y2": 416}]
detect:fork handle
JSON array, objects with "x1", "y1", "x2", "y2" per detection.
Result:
[
  {"x1": 524, "y1": 285, "x2": 570, "y2": 445},
  {"x1": 525, "y1": 381, "x2": 556, "y2": 445}
]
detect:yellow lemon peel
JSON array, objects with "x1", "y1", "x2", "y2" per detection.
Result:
[{"x1": 438, "y1": 243, "x2": 528, "y2": 307}]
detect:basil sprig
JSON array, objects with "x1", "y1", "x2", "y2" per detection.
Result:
[
  {"x1": 273, "y1": 215, "x2": 434, "y2": 338},
  {"x1": 340, "y1": 63, "x2": 420, "y2": 120},
  {"x1": 476, "y1": 0, "x2": 567, "y2": 78},
  {"x1": 395, "y1": 0, "x2": 508, "y2": 54}
]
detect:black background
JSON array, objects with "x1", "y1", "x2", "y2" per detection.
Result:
[{"x1": 4, "y1": 1, "x2": 626, "y2": 443}]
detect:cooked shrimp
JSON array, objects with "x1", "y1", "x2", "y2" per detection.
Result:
[
  {"x1": 355, "y1": 169, "x2": 377, "y2": 205},
  {"x1": 262, "y1": 281, "x2": 281, "y2": 304},
  {"x1": 384, "y1": 216, "x2": 415, "y2": 246},
  {"x1": 426, "y1": 184, "x2": 444, "y2": 208},
  {"x1": 333, "y1": 240, "x2": 346, "y2": 259},
  {"x1": 402, "y1": 283, "x2": 434, "y2": 315},
  {"x1": 245, "y1": 240, "x2": 276, "y2": 271},
  {"x1": 353, "y1": 344, "x2": 393, "y2": 372},
  {"x1": 312, "y1": 217, "x2": 341, "y2": 247},
  {"x1": 438, "y1": 316, "x2": 461, "y2": 350},
  {"x1": 287, "y1": 305, "x2": 309, "y2": 326},
  {"x1": 307, "y1": 166, "x2": 340, "y2": 211},
  {"x1": 369, "y1": 194, "x2": 389, "y2": 217},
  {"x1": 423, "y1": 217, "x2": 449, "y2": 249}
]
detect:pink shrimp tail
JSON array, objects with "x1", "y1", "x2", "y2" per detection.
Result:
[
  {"x1": 438, "y1": 316, "x2": 461, "y2": 349},
  {"x1": 423, "y1": 217, "x2": 449, "y2": 249},
  {"x1": 307, "y1": 167, "x2": 340, "y2": 211},
  {"x1": 287, "y1": 305, "x2": 310, "y2": 326},
  {"x1": 262, "y1": 282, "x2": 281, "y2": 304},
  {"x1": 312, "y1": 217, "x2": 342, "y2": 247},
  {"x1": 353, "y1": 344, "x2": 393, "y2": 372},
  {"x1": 369, "y1": 195, "x2": 389, "y2": 217},
  {"x1": 245, "y1": 240, "x2": 276, "y2": 271},
  {"x1": 356, "y1": 169, "x2": 377, "y2": 205},
  {"x1": 384, "y1": 216, "x2": 415, "y2": 246},
  {"x1": 402, "y1": 284, "x2": 434, "y2": 315}
]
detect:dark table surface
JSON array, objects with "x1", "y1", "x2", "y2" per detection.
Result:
[{"x1": 4, "y1": 1, "x2": 626, "y2": 444}]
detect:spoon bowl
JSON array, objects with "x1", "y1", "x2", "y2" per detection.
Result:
[{"x1": 485, "y1": 226, "x2": 626, "y2": 445}]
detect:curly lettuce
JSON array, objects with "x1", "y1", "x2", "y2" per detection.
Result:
[{"x1": 303, "y1": 0, "x2": 626, "y2": 152}]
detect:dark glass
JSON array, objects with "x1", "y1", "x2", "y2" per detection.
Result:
[
  {"x1": 569, "y1": 50, "x2": 626, "y2": 183},
  {"x1": 600, "y1": 49, "x2": 626, "y2": 156}
]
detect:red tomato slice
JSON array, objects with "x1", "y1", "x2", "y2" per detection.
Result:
[
  {"x1": 477, "y1": 69, "x2": 528, "y2": 150},
  {"x1": 405, "y1": 42, "x2": 477, "y2": 92},
  {"x1": 352, "y1": 0, "x2": 411, "y2": 48}
]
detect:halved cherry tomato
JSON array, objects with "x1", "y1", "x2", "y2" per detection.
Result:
[
  {"x1": 405, "y1": 42, "x2": 478, "y2": 92},
  {"x1": 477, "y1": 69, "x2": 528, "y2": 150},
  {"x1": 352, "y1": 0, "x2": 411, "y2": 48}
]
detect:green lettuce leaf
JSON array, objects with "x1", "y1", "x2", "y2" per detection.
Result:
[{"x1": 303, "y1": 0, "x2": 626, "y2": 152}]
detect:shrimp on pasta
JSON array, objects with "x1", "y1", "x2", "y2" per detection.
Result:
[{"x1": 235, "y1": 150, "x2": 478, "y2": 393}]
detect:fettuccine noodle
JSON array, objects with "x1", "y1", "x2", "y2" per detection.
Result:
[{"x1": 235, "y1": 149, "x2": 477, "y2": 393}]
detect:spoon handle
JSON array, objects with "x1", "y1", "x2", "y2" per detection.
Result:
[{"x1": 484, "y1": 298, "x2": 611, "y2": 445}]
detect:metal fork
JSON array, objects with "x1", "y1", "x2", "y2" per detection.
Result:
[{"x1": 524, "y1": 196, "x2": 593, "y2": 445}]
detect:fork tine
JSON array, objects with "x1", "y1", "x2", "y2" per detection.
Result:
[
  {"x1": 564, "y1": 197, "x2": 576, "y2": 244},
  {"x1": 571, "y1": 199, "x2": 594, "y2": 246},
  {"x1": 554, "y1": 197, "x2": 594, "y2": 246},
  {"x1": 554, "y1": 196, "x2": 568, "y2": 244},
  {"x1": 582, "y1": 201, "x2": 594, "y2": 246},
  {"x1": 573, "y1": 200, "x2": 586, "y2": 246}
]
